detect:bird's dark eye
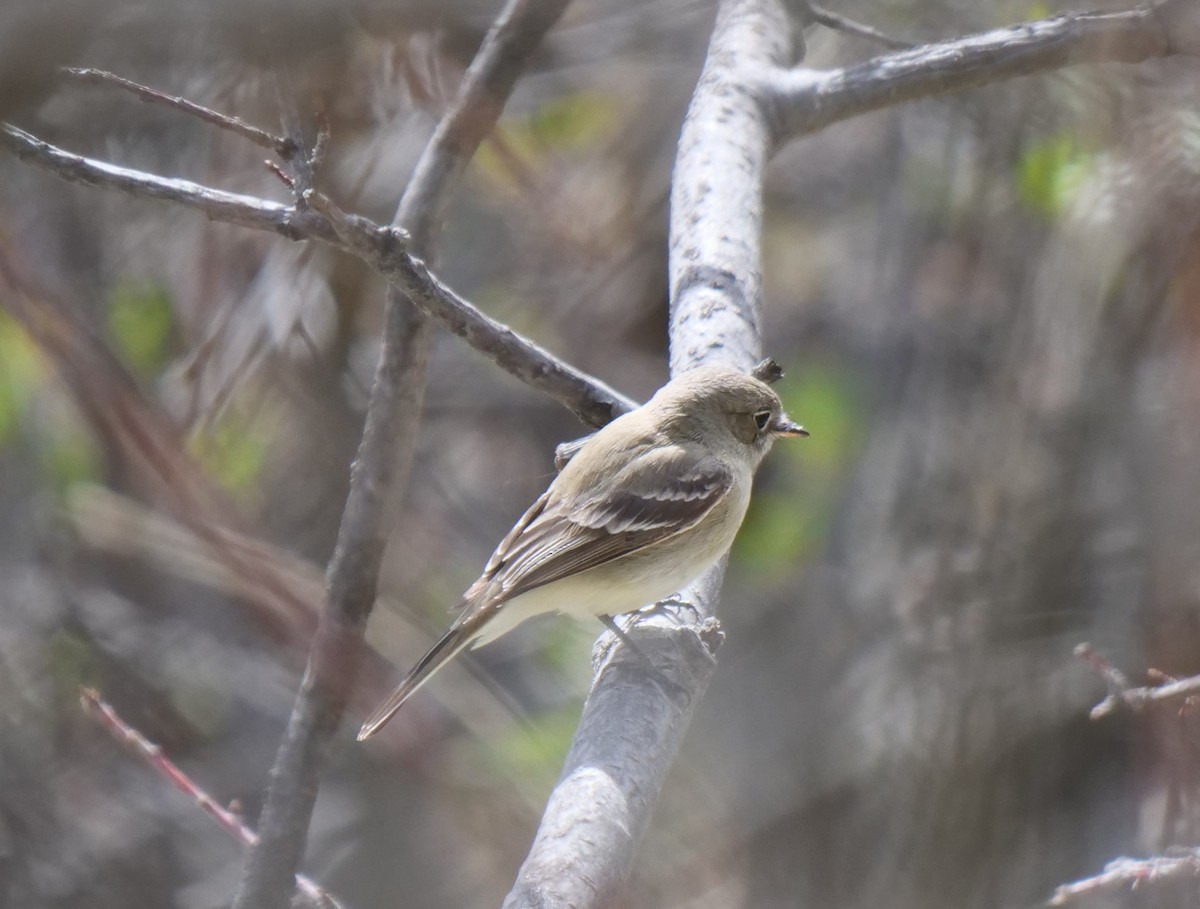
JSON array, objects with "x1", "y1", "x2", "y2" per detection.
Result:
[{"x1": 753, "y1": 410, "x2": 772, "y2": 432}]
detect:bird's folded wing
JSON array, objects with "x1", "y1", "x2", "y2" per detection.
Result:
[{"x1": 467, "y1": 445, "x2": 732, "y2": 606}]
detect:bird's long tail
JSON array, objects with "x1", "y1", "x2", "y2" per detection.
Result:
[{"x1": 357, "y1": 609, "x2": 486, "y2": 741}]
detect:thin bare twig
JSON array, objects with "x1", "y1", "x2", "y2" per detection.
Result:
[
  {"x1": 309, "y1": 111, "x2": 331, "y2": 183},
  {"x1": 1075, "y1": 643, "x2": 1200, "y2": 719},
  {"x1": 274, "y1": 90, "x2": 316, "y2": 200},
  {"x1": 63, "y1": 67, "x2": 293, "y2": 156},
  {"x1": 804, "y1": 1, "x2": 912, "y2": 49},
  {"x1": 0, "y1": 123, "x2": 315, "y2": 233},
  {"x1": 1050, "y1": 851, "x2": 1200, "y2": 905},
  {"x1": 264, "y1": 159, "x2": 295, "y2": 189},
  {"x1": 79, "y1": 689, "x2": 339, "y2": 909}
]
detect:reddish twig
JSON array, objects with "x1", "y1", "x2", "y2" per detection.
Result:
[
  {"x1": 265, "y1": 159, "x2": 296, "y2": 189},
  {"x1": 63, "y1": 67, "x2": 292, "y2": 156},
  {"x1": 78, "y1": 688, "x2": 339, "y2": 909},
  {"x1": 1075, "y1": 643, "x2": 1200, "y2": 719}
]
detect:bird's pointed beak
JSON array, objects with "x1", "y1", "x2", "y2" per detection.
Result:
[{"x1": 772, "y1": 414, "x2": 809, "y2": 438}]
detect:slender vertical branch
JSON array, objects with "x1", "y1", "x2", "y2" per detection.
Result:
[
  {"x1": 668, "y1": 0, "x2": 793, "y2": 380},
  {"x1": 62, "y1": 67, "x2": 292, "y2": 154},
  {"x1": 230, "y1": 2, "x2": 573, "y2": 908}
]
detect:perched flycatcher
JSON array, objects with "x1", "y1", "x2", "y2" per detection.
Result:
[{"x1": 357, "y1": 365, "x2": 807, "y2": 740}]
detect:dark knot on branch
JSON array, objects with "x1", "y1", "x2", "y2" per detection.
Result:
[{"x1": 751, "y1": 357, "x2": 785, "y2": 384}]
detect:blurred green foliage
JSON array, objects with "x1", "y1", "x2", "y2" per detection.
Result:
[
  {"x1": 463, "y1": 703, "x2": 582, "y2": 792},
  {"x1": 189, "y1": 411, "x2": 270, "y2": 497},
  {"x1": 413, "y1": 560, "x2": 482, "y2": 632},
  {"x1": 734, "y1": 360, "x2": 866, "y2": 580},
  {"x1": 527, "y1": 92, "x2": 619, "y2": 150},
  {"x1": 0, "y1": 309, "x2": 41, "y2": 444},
  {"x1": 1017, "y1": 132, "x2": 1092, "y2": 219},
  {"x1": 47, "y1": 630, "x2": 99, "y2": 707},
  {"x1": 0, "y1": 309, "x2": 101, "y2": 489},
  {"x1": 107, "y1": 280, "x2": 173, "y2": 377},
  {"x1": 476, "y1": 90, "x2": 620, "y2": 187},
  {"x1": 44, "y1": 419, "x2": 101, "y2": 492},
  {"x1": 533, "y1": 617, "x2": 593, "y2": 680},
  {"x1": 168, "y1": 674, "x2": 233, "y2": 736}
]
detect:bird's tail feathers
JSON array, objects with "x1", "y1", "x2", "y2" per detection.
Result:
[{"x1": 357, "y1": 607, "x2": 486, "y2": 741}]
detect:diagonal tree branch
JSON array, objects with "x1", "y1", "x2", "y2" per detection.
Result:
[
  {"x1": 229, "y1": 2, "x2": 575, "y2": 908},
  {"x1": 0, "y1": 124, "x2": 634, "y2": 428},
  {"x1": 767, "y1": 0, "x2": 1200, "y2": 142}
]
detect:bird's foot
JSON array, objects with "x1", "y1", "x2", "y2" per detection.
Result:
[
  {"x1": 598, "y1": 613, "x2": 691, "y2": 698},
  {"x1": 598, "y1": 613, "x2": 653, "y2": 664},
  {"x1": 642, "y1": 594, "x2": 702, "y2": 625}
]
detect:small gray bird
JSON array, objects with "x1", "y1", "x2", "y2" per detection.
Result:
[{"x1": 358, "y1": 365, "x2": 806, "y2": 740}]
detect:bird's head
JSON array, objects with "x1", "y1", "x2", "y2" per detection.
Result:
[{"x1": 652, "y1": 365, "x2": 808, "y2": 461}]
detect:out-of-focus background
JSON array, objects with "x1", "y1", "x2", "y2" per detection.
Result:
[{"x1": 2, "y1": 0, "x2": 1200, "y2": 907}]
